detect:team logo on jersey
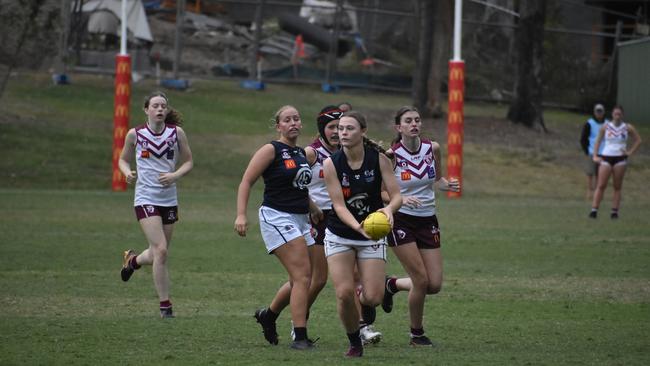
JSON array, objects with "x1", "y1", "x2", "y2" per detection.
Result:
[
  {"x1": 396, "y1": 229, "x2": 406, "y2": 239},
  {"x1": 293, "y1": 166, "x2": 312, "y2": 189},
  {"x1": 401, "y1": 171, "x2": 411, "y2": 181},
  {"x1": 341, "y1": 173, "x2": 349, "y2": 187},
  {"x1": 363, "y1": 169, "x2": 375, "y2": 183},
  {"x1": 342, "y1": 187, "x2": 351, "y2": 198},
  {"x1": 141, "y1": 150, "x2": 150, "y2": 158},
  {"x1": 371, "y1": 244, "x2": 380, "y2": 250},
  {"x1": 397, "y1": 159, "x2": 407, "y2": 168},
  {"x1": 166, "y1": 137, "x2": 175, "y2": 147},
  {"x1": 281, "y1": 150, "x2": 291, "y2": 160},
  {"x1": 427, "y1": 166, "x2": 435, "y2": 179},
  {"x1": 425, "y1": 154, "x2": 433, "y2": 165},
  {"x1": 284, "y1": 159, "x2": 297, "y2": 169},
  {"x1": 140, "y1": 140, "x2": 148, "y2": 148},
  {"x1": 347, "y1": 193, "x2": 369, "y2": 216}
]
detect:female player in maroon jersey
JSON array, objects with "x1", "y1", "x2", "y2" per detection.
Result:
[
  {"x1": 118, "y1": 91, "x2": 194, "y2": 318},
  {"x1": 382, "y1": 106, "x2": 459, "y2": 346}
]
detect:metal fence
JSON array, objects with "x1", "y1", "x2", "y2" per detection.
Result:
[{"x1": 72, "y1": 0, "x2": 649, "y2": 110}]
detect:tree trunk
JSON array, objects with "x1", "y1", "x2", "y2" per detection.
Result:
[
  {"x1": 507, "y1": 1, "x2": 547, "y2": 131},
  {"x1": 426, "y1": 0, "x2": 453, "y2": 118},
  {"x1": 0, "y1": 0, "x2": 46, "y2": 102},
  {"x1": 412, "y1": 0, "x2": 434, "y2": 115}
]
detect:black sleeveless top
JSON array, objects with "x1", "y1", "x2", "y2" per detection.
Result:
[
  {"x1": 327, "y1": 146, "x2": 383, "y2": 240},
  {"x1": 262, "y1": 141, "x2": 312, "y2": 214}
]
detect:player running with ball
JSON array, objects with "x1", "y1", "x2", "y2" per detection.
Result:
[{"x1": 322, "y1": 111, "x2": 402, "y2": 357}]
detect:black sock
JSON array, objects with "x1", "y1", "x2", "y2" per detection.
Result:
[
  {"x1": 347, "y1": 329, "x2": 362, "y2": 347},
  {"x1": 266, "y1": 308, "x2": 279, "y2": 322},
  {"x1": 361, "y1": 304, "x2": 376, "y2": 325},
  {"x1": 386, "y1": 277, "x2": 398, "y2": 294},
  {"x1": 411, "y1": 327, "x2": 424, "y2": 336},
  {"x1": 294, "y1": 327, "x2": 307, "y2": 341}
]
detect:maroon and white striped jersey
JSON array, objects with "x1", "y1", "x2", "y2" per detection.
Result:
[
  {"x1": 601, "y1": 122, "x2": 628, "y2": 157},
  {"x1": 134, "y1": 124, "x2": 179, "y2": 206},
  {"x1": 392, "y1": 139, "x2": 436, "y2": 217}
]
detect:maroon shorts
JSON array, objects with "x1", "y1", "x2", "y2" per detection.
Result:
[
  {"x1": 310, "y1": 209, "x2": 330, "y2": 245},
  {"x1": 387, "y1": 212, "x2": 440, "y2": 249},
  {"x1": 134, "y1": 205, "x2": 179, "y2": 225}
]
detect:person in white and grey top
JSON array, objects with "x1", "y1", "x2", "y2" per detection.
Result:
[{"x1": 589, "y1": 105, "x2": 642, "y2": 219}]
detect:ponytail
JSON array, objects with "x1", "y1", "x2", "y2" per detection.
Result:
[
  {"x1": 165, "y1": 108, "x2": 183, "y2": 126},
  {"x1": 363, "y1": 136, "x2": 387, "y2": 155}
]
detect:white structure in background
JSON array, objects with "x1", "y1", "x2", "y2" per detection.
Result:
[
  {"x1": 299, "y1": 0, "x2": 359, "y2": 33},
  {"x1": 82, "y1": 0, "x2": 153, "y2": 42}
]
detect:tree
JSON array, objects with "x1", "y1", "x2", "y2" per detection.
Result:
[
  {"x1": 0, "y1": 0, "x2": 61, "y2": 101},
  {"x1": 426, "y1": 0, "x2": 453, "y2": 118},
  {"x1": 507, "y1": 1, "x2": 547, "y2": 131},
  {"x1": 412, "y1": 0, "x2": 434, "y2": 115}
]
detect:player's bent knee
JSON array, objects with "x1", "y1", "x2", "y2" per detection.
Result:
[
  {"x1": 426, "y1": 283, "x2": 442, "y2": 294},
  {"x1": 153, "y1": 246, "x2": 168, "y2": 259},
  {"x1": 411, "y1": 273, "x2": 429, "y2": 291},
  {"x1": 362, "y1": 291, "x2": 383, "y2": 306},
  {"x1": 292, "y1": 273, "x2": 311, "y2": 288},
  {"x1": 334, "y1": 286, "x2": 355, "y2": 302}
]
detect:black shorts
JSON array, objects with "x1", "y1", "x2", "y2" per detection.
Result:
[
  {"x1": 310, "y1": 209, "x2": 330, "y2": 245},
  {"x1": 387, "y1": 212, "x2": 440, "y2": 249},
  {"x1": 599, "y1": 155, "x2": 627, "y2": 166},
  {"x1": 134, "y1": 205, "x2": 179, "y2": 225}
]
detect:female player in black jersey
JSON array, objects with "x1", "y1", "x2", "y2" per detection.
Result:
[
  {"x1": 235, "y1": 105, "x2": 320, "y2": 350},
  {"x1": 256, "y1": 106, "x2": 342, "y2": 342},
  {"x1": 322, "y1": 111, "x2": 402, "y2": 357}
]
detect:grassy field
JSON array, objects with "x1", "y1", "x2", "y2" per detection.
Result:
[{"x1": 0, "y1": 73, "x2": 649, "y2": 365}]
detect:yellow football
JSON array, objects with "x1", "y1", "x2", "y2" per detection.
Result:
[{"x1": 363, "y1": 211, "x2": 391, "y2": 240}]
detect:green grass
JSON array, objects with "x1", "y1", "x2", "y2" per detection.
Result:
[
  {"x1": 1, "y1": 190, "x2": 648, "y2": 365},
  {"x1": 0, "y1": 73, "x2": 649, "y2": 365}
]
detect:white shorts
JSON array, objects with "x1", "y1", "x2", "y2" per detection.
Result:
[
  {"x1": 324, "y1": 229, "x2": 386, "y2": 260},
  {"x1": 259, "y1": 206, "x2": 315, "y2": 254}
]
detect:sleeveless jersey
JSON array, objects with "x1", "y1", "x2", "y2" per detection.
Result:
[
  {"x1": 601, "y1": 122, "x2": 628, "y2": 157},
  {"x1": 307, "y1": 138, "x2": 335, "y2": 210},
  {"x1": 134, "y1": 124, "x2": 179, "y2": 206},
  {"x1": 327, "y1": 146, "x2": 383, "y2": 240},
  {"x1": 262, "y1": 141, "x2": 312, "y2": 214},
  {"x1": 586, "y1": 118, "x2": 606, "y2": 155},
  {"x1": 392, "y1": 139, "x2": 436, "y2": 217}
]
